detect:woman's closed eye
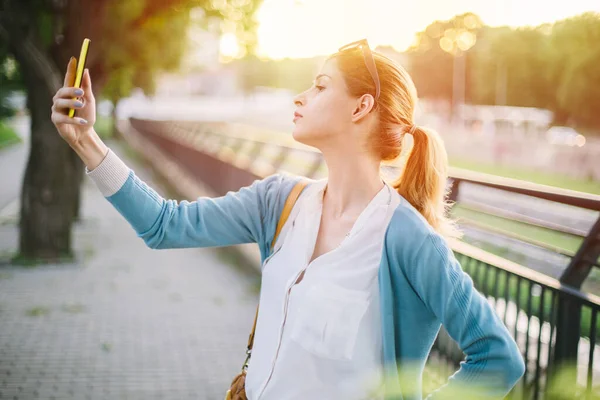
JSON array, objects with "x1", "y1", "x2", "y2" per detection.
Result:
[{"x1": 315, "y1": 85, "x2": 325, "y2": 92}]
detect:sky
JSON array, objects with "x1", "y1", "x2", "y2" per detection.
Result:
[{"x1": 242, "y1": 0, "x2": 600, "y2": 59}]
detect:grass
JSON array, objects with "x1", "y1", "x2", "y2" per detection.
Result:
[
  {"x1": 0, "y1": 120, "x2": 21, "y2": 149},
  {"x1": 450, "y1": 157, "x2": 600, "y2": 195},
  {"x1": 82, "y1": 245, "x2": 95, "y2": 261},
  {"x1": 11, "y1": 252, "x2": 75, "y2": 267},
  {"x1": 61, "y1": 303, "x2": 86, "y2": 314},
  {"x1": 451, "y1": 204, "x2": 583, "y2": 255},
  {"x1": 0, "y1": 271, "x2": 13, "y2": 280},
  {"x1": 423, "y1": 359, "x2": 600, "y2": 399},
  {"x1": 25, "y1": 306, "x2": 51, "y2": 317},
  {"x1": 94, "y1": 114, "x2": 113, "y2": 139},
  {"x1": 451, "y1": 204, "x2": 600, "y2": 290}
]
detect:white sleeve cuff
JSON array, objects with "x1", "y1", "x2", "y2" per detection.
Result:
[{"x1": 86, "y1": 149, "x2": 131, "y2": 197}]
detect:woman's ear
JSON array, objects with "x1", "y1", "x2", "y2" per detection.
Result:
[{"x1": 351, "y1": 94, "x2": 376, "y2": 122}]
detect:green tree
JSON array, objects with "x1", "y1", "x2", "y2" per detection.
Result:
[
  {"x1": 470, "y1": 26, "x2": 552, "y2": 108},
  {"x1": 406, "y1": 20, "x2": 454, "y2": 100},
  {"x1": 0, "y1": 0, "x2": 262, "y2": 263},
  {"x1": 409, "y1": 11, "x2": 600, "y2": 133},
  {"x1": 406, "y1": 13, "x2": 483, "y2": 101},
  {"x1": 549, "y1": 12, "x2": 600, "y2": 128},
  {"x1": 0, "y1": 45, "x2": 24, "y2": 118},
  {"x1": 558, "y1": 47, "x2": 600, "y2": 129},
  {"x1": 98, "y1": 3, "x2": 190, "y2": 136}
]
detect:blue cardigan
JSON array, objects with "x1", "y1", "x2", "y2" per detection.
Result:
[{"x1": 106, "y1": 171, "x2": 525, "y2": 399}]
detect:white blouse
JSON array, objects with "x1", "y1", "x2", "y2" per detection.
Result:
[{"x1": 245, "y1": 179, "x2": 401, "y2": 400}]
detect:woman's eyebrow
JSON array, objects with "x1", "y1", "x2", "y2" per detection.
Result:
[{"x1": 314, "y1": 73, "x2": 332, "y2": 82}]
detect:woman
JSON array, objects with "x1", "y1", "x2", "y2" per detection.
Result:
[{"x1": 51, "y1": 39, "x2": 525, "y2": 400}]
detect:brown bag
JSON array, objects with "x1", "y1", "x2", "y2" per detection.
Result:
[{"x1": 225, "y1": 180, "x2": 308, "y2": 400}]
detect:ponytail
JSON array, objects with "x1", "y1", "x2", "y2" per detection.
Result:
[
  {"x1": 393, "y1": 125, "x2": 461, "y2": 239},
  {"x1": 332, "y1": 45, "x2": 462, "y2": 238}
]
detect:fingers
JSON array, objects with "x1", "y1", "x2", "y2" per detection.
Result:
[
  {"x1": 82, "y1": 69, "x2": 93, "y2": 95},
  {"x1": 81, "y1": 69, "x2": 95, "y2": 104},
  {"x1": 52, "y1": 113, "x2": 88, "y2": 126},
  {"x1": 54, "y1": 69, "x2": 94, "y2": 106},
  {"x1": 54, "y1": 98, "x2": 84, "y2": 111},
  {"x1": 54, "y1": 86, "x2": 84, "y2": 100},
  {"x1": 51, "y1": 96, "x2": 84, "y2": 124},
  {"x1": 63, "y1": 57, "x2": 77, "y2": 87}
]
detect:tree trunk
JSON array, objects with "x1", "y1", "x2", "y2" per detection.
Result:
[
  {"x1": 18, "y1": 75, "x2": 81, "y2": 263},
  {"x1": 71, "y1": 155, "x2": 84, "y2": 222},
  {"x1": 1, "y1": 7, "x2": 87, "y2": 263}
]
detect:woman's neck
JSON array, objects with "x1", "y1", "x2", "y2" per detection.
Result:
[{"x1": 321, "y1": 150, "x2": 384, "y2": 219}]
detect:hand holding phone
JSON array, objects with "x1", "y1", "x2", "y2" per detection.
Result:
[
  {"x1": 51, "y1": 38, "x2": 97, "y2": 149},
  {"x1": 68, "y1": 38, "x2": 91, "y2": 118},
  {"x1": 51, "y1": 38, "x2": 105, "y2": 169}
]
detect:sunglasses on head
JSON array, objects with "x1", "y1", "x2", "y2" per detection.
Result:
[{"x1": 338, "y1": 39, "x2": 381, "y2": 102}]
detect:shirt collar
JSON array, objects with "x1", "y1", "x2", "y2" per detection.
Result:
[{"x1": 305, "y1": 179, "x2": 392, "y2": 238}]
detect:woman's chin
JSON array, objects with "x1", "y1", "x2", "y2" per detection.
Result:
[
  {"x1": 291, "y1": 127, "x2": 308, "y2": 144},
  {"x1": 292, "y1": 129, "x2": 325, "y2": 150}
]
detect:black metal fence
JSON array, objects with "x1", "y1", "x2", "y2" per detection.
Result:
[{"x1": 127, "y1": 118, "x2": 600, "y2": 399}]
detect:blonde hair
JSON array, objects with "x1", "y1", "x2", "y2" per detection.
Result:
[{"x1": 329, "y1": 49, "x2": 461, "y2": 239}]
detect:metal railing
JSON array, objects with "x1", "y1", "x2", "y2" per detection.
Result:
[
  {"x1": 128, "y1": 118, "x2": 600, "y2": 399},
  {"x1": 435, "y1": 241, "x2": 600, "y2": 399}
]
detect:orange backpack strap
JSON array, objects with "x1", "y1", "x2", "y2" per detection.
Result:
[
  {"x1": 270, "y1": 179, "x2": 309, "y2": 251},
  {"x1": 243, "y1": 179, "x2": 309, "y2": 371}
]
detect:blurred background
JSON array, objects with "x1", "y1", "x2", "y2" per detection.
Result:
[{"x1": 0, "y1": 0, "x2": 599, "y2": 399}]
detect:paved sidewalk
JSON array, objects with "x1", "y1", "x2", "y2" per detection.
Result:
[{"x1": 0, "y1": 139, "x2": 260, "y2": 399}]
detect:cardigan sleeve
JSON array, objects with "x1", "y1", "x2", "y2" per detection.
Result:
[
  {"x1": 87, "y1": 149, "x2": 291, "y2": 250},
  {"x1": 406, "y1": 233, "x2": 525, "y2": 399}
]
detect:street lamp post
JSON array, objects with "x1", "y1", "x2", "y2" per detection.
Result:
[
  {"x1": 452, "y1": 51, "x2": 466, "y2": 125},
  {"x1": 439, "y1": 28, "x2": 477, "y2": 131},
  {"x1": 495, "y1": 58, "x2": 507, "y2": 106}
]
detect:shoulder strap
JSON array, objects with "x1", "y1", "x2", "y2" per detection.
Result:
[
  {"x1": 270, "y1": 179, "x2": 309, "y2": 251},
  {"x1": 243, "y1": 179, "x2": 309, "y2": 370}
]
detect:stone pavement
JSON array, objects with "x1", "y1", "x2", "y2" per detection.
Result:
[{"x1": 0, "y1": 135, "x2": 261, "y2": 399}]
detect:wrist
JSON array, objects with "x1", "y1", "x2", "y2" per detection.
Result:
[{"x1": 71, "y1": 129, "x2": 109, "y2": 171}]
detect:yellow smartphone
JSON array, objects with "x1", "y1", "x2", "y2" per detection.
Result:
[{"x1": 68, "y1": 38, "x2": 91, "y2": 118}]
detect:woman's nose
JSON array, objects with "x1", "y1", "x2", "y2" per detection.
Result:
[{"x1": 293, "y1": 92, "x2": 305, "y2": 107}]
